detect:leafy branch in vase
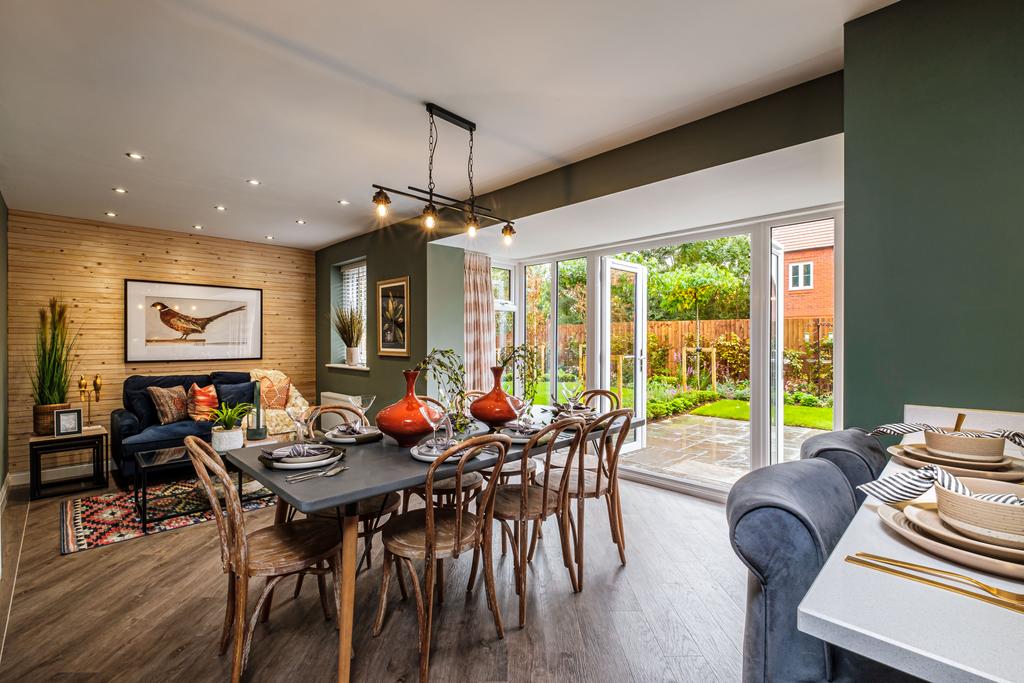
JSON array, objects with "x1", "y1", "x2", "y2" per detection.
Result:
[
  {"x1": 498, "y1": 343, "x2": 543, "y2": 404},
  {"x1": 415, "y1": 348, "x2": 472, "y2": 434}
]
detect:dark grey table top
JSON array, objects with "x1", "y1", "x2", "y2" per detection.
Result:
[{"x1": 225, "y1": 417, "x2": 644, "y2": 514}]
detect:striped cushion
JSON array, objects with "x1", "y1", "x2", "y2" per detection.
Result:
[
  {"x1": 146, "y1": 385, "x2": 188, "y2": 425},
  {"x1": 187, "y1": 383, "x2": 219, "y2": 422}
]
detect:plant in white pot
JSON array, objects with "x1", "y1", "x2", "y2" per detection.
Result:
[
  {"x1": 332, "y1": 304, "x2": 364, "y2": 366},
  {"x1": 210, "y1": 402, "x2": 254, "y2": 452}
]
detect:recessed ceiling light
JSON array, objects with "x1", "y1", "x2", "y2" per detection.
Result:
[
  {"x1": 193, "y1": 224, "x2": 203, "y2": 230},
  {"x1": 126, "y1": 152, "x2": 144, "y2": 160},
  {"x1": 295, "y1": 219, "x2": 306, "y2": 225},
  {"x1": 112, "y1": 187, "x2": 127, "y2": 194},
  {"x1": 214, "y1": 205, "x2": 226, "y2": 212},
  {"x1": 265, "y1": 235, "x2": 274, "y2": 240},
  {"x1": 105, "y1": 211, "x2": 117, "y2": 217},
  {"x1": 338, "y1": 199, "x2": 350, "y2": 206},
  {"x1": 246, "y1": 178, "x2": 261, "y2": 186}
]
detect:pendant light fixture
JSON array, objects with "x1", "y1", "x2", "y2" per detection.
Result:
[{"x1": 371, "y1": 103, "x2": 516, "y2": 243}]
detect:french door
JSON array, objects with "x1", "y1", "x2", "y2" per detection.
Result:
[{"x1": 602, "y1": 258, "x2": 647, "y2": 450}]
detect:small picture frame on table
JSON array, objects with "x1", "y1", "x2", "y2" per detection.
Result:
[{"x1": 54, "y1": 408, "x2": 83, "y2": 437}]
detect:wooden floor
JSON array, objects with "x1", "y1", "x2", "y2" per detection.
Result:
[{"x1": 0, "y1": 480, "x2": 747, "y2": 682}]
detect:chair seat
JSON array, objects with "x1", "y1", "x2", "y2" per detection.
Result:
[
  {"x1": 485, "y1": 458, "x2": 537, "y2": 476},
  {"x1": 245, "y1": 519, "x2": 342, "y2": 576},
  {"x1": 547, "y1": 468, "x2": 609, "y2": 498},
  {"x1": 548, "y1": 451, "x2": 600, "y2": 470},
  {"x1": 308, "y1": 492, "x2": 401, "y2": 524},
  {"x1": 492, "y1": 485, "x2": 559, "y2": 520},
  {"x1": 382, "y1": 508, "x2": 480, "y2": 560},
  {"x1": 427, "y1": 470, "x2": 484, "y2": 492}
]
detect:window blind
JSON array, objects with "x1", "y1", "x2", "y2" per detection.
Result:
[{"x1": 338, "y1": 261, "x2": 367, "y2": 352}]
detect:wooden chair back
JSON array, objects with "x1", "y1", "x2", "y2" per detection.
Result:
[
  {"x1": 423, "y1": 434, "x2": 512, "y2": 561},
  {"x1": 318, "y1": 404, "x2": 370, "y2": 429},
  {"x1": 184, "y1": 435, "x2": 247, "y2": 574},
  {"x1": 464, "y1": 390, "x2": 486, "y2": 402},
  {"x1": 521, "y1": 417, "x2": 585, "y2": 514},
  {"x1": 577, "y1": 409, "x2": 632, "y2": 496},
  {"x1": 580, "y1": 389, "x2": 621, "y2": 412}
]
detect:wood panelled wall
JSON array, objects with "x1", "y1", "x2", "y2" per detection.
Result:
[{"x1": 6, "y1": 211, "x2": 315, "y2": 475}]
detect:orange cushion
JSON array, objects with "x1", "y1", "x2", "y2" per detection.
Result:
[
  {"x1": 259, "y1": 376, "x2": 291, "y2": 409},
  {"x1": 187, "y1": 383, "x2": 219, "y2": 421}
]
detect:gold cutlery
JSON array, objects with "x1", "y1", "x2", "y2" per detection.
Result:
[
  {"x1": 855, "y1": 552, "x2": 1024, "y2": 603},
  {"x1": 844, "y1": 555, "x2": 1024, "y2": 614}
]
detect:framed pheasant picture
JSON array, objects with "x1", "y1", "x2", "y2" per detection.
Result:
[
  {"x1": 124, "y1": 279, "x2": 263, "y2": 362},
  {"x1": 376, "y1": 276, "x2": 409, "y2": 357}
]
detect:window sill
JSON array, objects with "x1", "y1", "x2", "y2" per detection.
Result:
[{"x1": 325, "y1": 363, "x2": 370, "y2": 372}]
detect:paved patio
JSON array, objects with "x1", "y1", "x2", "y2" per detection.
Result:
[{"x1": 621, "y1": 414, "x2": 826, "y2": 490}]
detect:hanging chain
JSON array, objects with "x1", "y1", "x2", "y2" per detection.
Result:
[
  {"x1": 467, "y1": 128, "x2": 476, "y2": 214},
  {"x1": 427, "y1": 111, "x2": 437, "y2": 203}
]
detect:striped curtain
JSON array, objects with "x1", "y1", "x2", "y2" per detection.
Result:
[{"x1": 464, "y1": 251, "x2": 495, "y2": 391}]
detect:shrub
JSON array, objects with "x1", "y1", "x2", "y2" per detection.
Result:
[
  {"x1": 645, "y1": 389, "x2": 719, "y2": 421},
  {"x1": 646, "y1": 335, "x2": 671, "y2": 377},
  {"x1": 715, "y1": 333, "x2": 750, "y2": 382}
]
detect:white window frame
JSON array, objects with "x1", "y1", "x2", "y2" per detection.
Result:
[
  {"x1": 335, "y1": 258, "x2": 367, "y2": 363},
  {"x1": 788, "y1": 261, "x2": 814, "y2": 290}
]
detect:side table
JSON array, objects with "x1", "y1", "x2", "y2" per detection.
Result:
[{"x1": 29, "y1": 425, "x2": 109, "y2": 500}]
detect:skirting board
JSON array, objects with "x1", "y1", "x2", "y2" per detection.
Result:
[{"x1": 7, "y1": 461, "x2": 117, "y2": 488}]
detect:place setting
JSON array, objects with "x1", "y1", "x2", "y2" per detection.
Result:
[{"x1": 322, "y1": 395, "x2": 385, "y2": 445}]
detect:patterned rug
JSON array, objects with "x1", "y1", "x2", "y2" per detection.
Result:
[{"x1": 60, "y1": 478, "x2": 275, "y2": 554}]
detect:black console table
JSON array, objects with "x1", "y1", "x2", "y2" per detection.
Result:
[{"x1": 28, "y1": 425, "x2": 109, "y2": 500}]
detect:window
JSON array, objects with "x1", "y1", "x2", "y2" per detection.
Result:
[
  {"x1": 789, "y1": 261, "x2": 813, "y2": 290},
  {"x1": 492, "y1": 266, "x2": 516, "y2": 392},
  {"x1": 336, "y1": 260, "x2": 367, "y2": 362}
]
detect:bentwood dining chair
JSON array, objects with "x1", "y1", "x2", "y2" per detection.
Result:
[
  {"x1": 489, "y1": 417, "x2": 585, "y2": 626},
  {"x1": 549, "y1": 389, "x2": 622, "y2": 470},
  {"x1": 402, "y1": 395, "x2": 484, "y2": 514},
  {"x1": 183, "y1": 436, "x2": 343, "y2": 683},
  {"x1": 294, "y1": 406, "x2": 401, "y2": 576},
  {"x1": 546, "y1": 409, "x2": 632, "y2": 589},
  {"x1": 373, "y1": 434, "x2": 512, "y2": 683}
]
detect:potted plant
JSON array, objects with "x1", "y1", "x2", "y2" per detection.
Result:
[
  {"x1": 31, "y1": 297, "x2": 77, "y2": 435},
  {"x1": 209, "y1": 402, "x2": 254, "y2": 452},
  {"x1": 332, "y1": 305, "x2": 364, "y2": 366}
]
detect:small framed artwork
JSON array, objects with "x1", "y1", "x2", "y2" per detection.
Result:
[
  {"x1": 124, "y1": 279, "x2": 263, "y2": 362},
  {"x1": 54, "y1": 408, "x2": 83, "y2": 437},
  {"x1": 377, "y1": 276, "x2": 409, "y2": 357}
]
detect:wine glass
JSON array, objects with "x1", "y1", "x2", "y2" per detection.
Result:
[
  {"x1": 512, "y1": 395, "x2": 534, "y2": 434},
  {"x1": 560, "y1": 384, "x2": 582, "y2": 413},
  {"x1": 345, "y1": 395, "x2": 375, "y2": 433},
  {"x1": 287, "y1": 405, "x2": 321, "y2": 446},
  {"x1": 417, "y1": 403, "x2": 446, "y2": 456}
]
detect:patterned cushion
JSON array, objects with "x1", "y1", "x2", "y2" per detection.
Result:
[
  {"x1": 146, "y1": 385, "x2": 188, "y2": 425},
  {"x1": 251, "y1": 369, "x2": 292, "y2": 409},
  {"x1": 187, "y1": 383, "x2": 218, "y2": 421},
  {"x1": 263, "y1": 383, "x2": 310, "y2": 435}
]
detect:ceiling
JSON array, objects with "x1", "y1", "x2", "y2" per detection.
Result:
[
  {"x1": 437, "y1": 135, "x2": 844, "y2": 260},
  {"x1": 0, "y1": 1, "x2": 890, "y2": 250}
]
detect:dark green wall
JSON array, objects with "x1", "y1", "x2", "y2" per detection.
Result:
[
  {"x1": 0, "y1": 189, "x2": 7, "y2": 480},
  {"x1": 316, "y1": 223, "x2": 432, "y2": 417},
  {"x1": 317, "y1": 72, "x2": 845, "y2": 407},
  {"x1": 844, "y1": 0, "x2": 1024, "y2": 428}
]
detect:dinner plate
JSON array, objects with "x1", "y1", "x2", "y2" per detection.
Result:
[
  {"x1": 324, "y1": 427, "x2": 383, "y2": 444},
  {"x1": 259, "y1": 451, "x2": 344, "y2": 470},
  {"x1": 499, "y1": 427, "x2": 542, "y2": 444},
  {"x1": 876, "y1": 504, "x2": 1024, "y2": 580},
  {"x1": 887, "y1": 446, "x2": 1024, "y2": 482},
  {"x1": 902, "y1": 444, "x2": 1011, "y2": 470},
  {"x1": 903, "y1": 504, "x2": 1024, "y2": 564}
]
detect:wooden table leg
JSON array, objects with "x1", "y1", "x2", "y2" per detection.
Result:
[{"x1": 338, "y1": 505, "x2": 359, "y2": 683}]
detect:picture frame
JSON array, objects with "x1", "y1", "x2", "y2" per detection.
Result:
[
  {"x1": 54, "y1": 408, "x2": 83, "y2": 437},
  {"x1": 377, "y1": 276, "x2": 410, "y2": 357},
  {"x1": 124, "y1": 279, "x2": 263, "y2": 362}
]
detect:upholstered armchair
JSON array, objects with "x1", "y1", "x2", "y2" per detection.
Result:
[
  {"x1": 800, "y1": 428, "x2": 888, "y2": 505},
  {"x1": 726, "y1": 459, "x2": 920, "y2": 683}
]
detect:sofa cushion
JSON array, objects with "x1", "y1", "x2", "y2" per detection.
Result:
[
  {"x1": 122, "y1": 374, "x2": 213, "y2": 428},
  {"x1": 126, "y1": 389, "x2": 160, "y2": 428},
  {"x1": 210, "y1": 371, "x2": 251, "y2": 385},
  {"x1": 216, "y1": 381, "x2": 257, "y2": 407},
  {"x1": 147, "y1": 385, "x2": 189, "y2": 424},
  {"x1": 122, "y1": 419, "x2": 213, "y2": 447},
  {"x1": 252, "y1": 368, "x2": 292, "y2": 409},
  {"x1": 187, "y1": 383, "x2": 219, "y2": 421}
]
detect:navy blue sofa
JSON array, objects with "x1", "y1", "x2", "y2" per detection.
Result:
[{"x1": 110, "y1": 371, "x2": 253, "y2": 486}]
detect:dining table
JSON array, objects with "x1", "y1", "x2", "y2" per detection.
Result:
[
  {"x1": 797, "y1": 458, "x2": 1024, "y2": 683},
  {"x1": 225, "y1": 411, "x2": 644, "y2": 683}
]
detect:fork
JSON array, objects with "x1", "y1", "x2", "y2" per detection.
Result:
[
  {"x1": 286, "y1": 464, "x2": 348, "y2": 483},
  {"x1": 855, "y1": 552, "x2": 1024, "y2": 603}
]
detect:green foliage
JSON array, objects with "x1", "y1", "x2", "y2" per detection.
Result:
[
  {"x1": 498, "y1": 343, "x2": 543, "y2": 405},
  {"x1": 646, "y1": 336, "x2": 671, "y2": 378},
  {"x1": 331, "y1": 305, "x2": 364, "y2": 347},
  {"x1": 31, "y1": 297, "x2": 77, "y2": 405},
  {"x1": 211, "y1": 403, "x2": 254, "y2": 430},
  {"x1": 715, "y1": 333, "x2": 750, "y2": 382},
  {"x1": 646, "y1": 390, "x2": 719, "y2": 422},
  {"x1": 783, "y1": 333, "x2": 834, "y2": 397},
  {"x1": 415, "y1": 348, "x2": 471, "y2": 433}
]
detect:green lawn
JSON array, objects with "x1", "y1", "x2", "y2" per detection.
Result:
[{"x1": 692, "y1": 399, "x2": 833, "y2": 430}]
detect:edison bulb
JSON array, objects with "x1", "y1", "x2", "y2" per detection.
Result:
[
  {"x1": 376, "y1": 203, "x2": 388, "y2": 217},
  {"x1": 503, "y1": 233, "x2": 512, "y2": 246}
]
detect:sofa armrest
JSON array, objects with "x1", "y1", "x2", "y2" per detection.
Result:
[{"x1": 110, "y1": 409, "x2": 142, "y2": 466}]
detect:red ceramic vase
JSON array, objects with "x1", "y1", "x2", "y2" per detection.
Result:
[
  {"x1": 470, "y1": 366, "x2": 520, "y2": 429},
  {"x1": 375, "y1": 370, "x2": 440, "y2": 447}
]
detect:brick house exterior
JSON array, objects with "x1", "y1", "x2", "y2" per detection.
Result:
[{"x1": 773, "y1": 219, "x2": 834, "y2": 319}]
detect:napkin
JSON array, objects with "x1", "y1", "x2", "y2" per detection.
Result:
[
  {"x1": 266, "y1": 444, "x2": 334, "y2": 460},
  {"x1": 858, "y1": 464, "x2": 1024, "y2": 506},
  {"x1": 870, "y1": 422, "x2": 1024, "y2": 447},
  {"x1": 329, "y1": 422, "x2": 365, "y2": 436}
]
